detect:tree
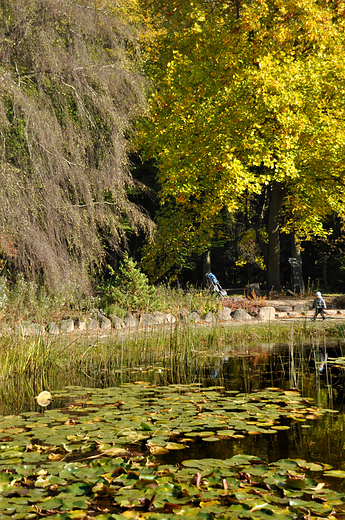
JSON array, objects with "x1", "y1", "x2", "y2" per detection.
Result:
[
  {"x1": 138, "y1": 0, "x2": 345, "y2": 288},
  {"x1": 0, "y1": 0, "x2": 153, "y2": 290}
]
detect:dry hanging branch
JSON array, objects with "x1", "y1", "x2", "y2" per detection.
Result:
[{"x1": 0, "y1": 0, "x2": 153, "y2": 291}]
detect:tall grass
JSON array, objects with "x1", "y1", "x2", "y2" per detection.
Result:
[{"x1": 0, "y1": 317, "x2": 344, "y2": 415}]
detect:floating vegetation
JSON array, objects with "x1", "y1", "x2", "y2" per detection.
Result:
[
  {"x1": 0, "y1": 448, "x2": 345, "y2": 519},
  {"x1": 327, "y1": 356, "x2": 345, "y2": 368},
  {"x1": 0, "y1": 384, "x2": 335, "y2": 452},
  {"x1": 0, "y1": 384, "x2": 343, "y2": 518}
]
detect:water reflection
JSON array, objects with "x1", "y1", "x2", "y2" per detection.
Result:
[{"x1": 1, "y1": 337, "x2": 345, "y2": 487}]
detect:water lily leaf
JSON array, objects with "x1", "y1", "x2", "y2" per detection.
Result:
[
  {"x1": 274, "y1": 460, "x2": 299, "y2": 470},
  {"x1": 140, "y1": 422, "x2": 153, "y2": 431},
  {"x1": 309, "y1": 503, "x2": 335, "y2": 516},
  {"x1": 0, "y1": 473, "x2": 13, "y2": 484},
  {"x1": 165, "y1": 442, "x2": 187, "y2": 450},
  {"x1": 224, "y1": 455, "x2": 260, "y2": 466},
  {"x1": 64, "y1": 482, "x2": 91, "y2": 495},
  {"x1": 67, "y1": 511, "x2": 89, "y2": 519},
  {"x1": 39, "y1": 497, "x2": 63, "y2": 510},
  {"x1": 149, "y1": 445, "x2": 170, "y2": 455},
  {"x1": 286, "y1": 476, "x2": 306, "y2": 489},
  {"x1": 324, "y1": 470, "x2": 345, "y2": 478},
  {"x1": 249, "y1": 509, "x2": 295, "y2": 520},
  {"x1": 60, "y1": 496, "x2": 89, "y2": 510},
  {"x1": 298, "y1": 462, "x2": 324, "y2": 472}
]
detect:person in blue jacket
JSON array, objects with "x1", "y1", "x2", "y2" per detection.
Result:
[{"x1": 311, "y1": 291, "x2": 326, "y2": 321}]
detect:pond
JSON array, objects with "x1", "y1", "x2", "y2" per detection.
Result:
[{"x1": 1, "y1": 330, "x2": 345, "y2": 519}]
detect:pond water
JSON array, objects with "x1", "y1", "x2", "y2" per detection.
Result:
[
  {"x1": 2, "y1": 339, "x2": 345, "y2": 473},
  {"x1": 1, "y1": 336, "x2": 345, "y2": 518}
]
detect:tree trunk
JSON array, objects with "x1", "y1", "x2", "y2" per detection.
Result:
[
  {"x1": 290, "y1": 234, "x2": 305, "y2": 293},
  {"x1": 203, "y1": 250, "x2": 211, "y2": 287},
  {"x1": 267, "y1": 181, "x2": 284, "y2": 292}
]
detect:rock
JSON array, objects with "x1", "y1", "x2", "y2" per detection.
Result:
[
  {"x1": 75, "y1": 320, "x2": 87, "y2": 331},
  {"x1": 124, "y1": 313, "x2": 138, "y2": 328},
  {"x1": 325, "y1": 309, "x2": 337, "y2": 316},
  {"x1": 47, "y1": 322, "x2": 60, "y2": 334},
  {"x1": 60, "y1": 319, "x2": 74, "y2": 333},
  {"x1": 28, "y1": 323, "x2": 45, "y2": 335},
  {"x1": 216, "y1": 308, "x2": 232, "y2": 321},
  {"x1": 165, "y1": 313, "x2": 176, "y2": 324},
  {"x1": 139, "y1": 313, "x2": 155, "y2": 326},
  {"x1": 112, "y1": 316, "x2": 125, "y2": 329},
  {"x1": 232, "y1": 309, "x2": 252, "y2": 321},
  {"x1": 15, "y1": 322, "x2": 27, "y2": 335},
  {"x1": 0, "y1": 324, "x2": 11, "y2": 336},
  {"x1": 16, "y1": 322, "x2": 45, "y2": 336},
  {"x1": 258, "y1": 307, "x2": 276, "y2": 321},
  {"x1": 153, "y1": 312, "x2": 166, "y2": 325},
  {"x1": 274, "y1": 305, "x2": 293, "y2": 312},
  {"x1": 288, "y1": 311, "x2": 299, "y2": 318},
  {"x1": 293, "y1": 304, "x2": 305, "y2": 312},
  {"x1": 202, "y1": 311, "x2": 216, "y2": 323},
  {"x1": 87, "y1": 318, "x2": 99, "y2": 330},
  {"x1": 276, "y1": 312, "x2": 288, "y2": 318},
  {"x1": 99, "y1": 315, "x2": 111, "y2": 330},
  {"x1": 187, "y1": 311, "x2": 201, "y2": 322},
  {"x1": 178, "y1": 308, "x2": 189, "y2": 322}
]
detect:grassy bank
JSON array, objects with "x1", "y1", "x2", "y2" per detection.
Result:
[{"x1": 1, "y1": 317, "x2": 343, "y2": 390}]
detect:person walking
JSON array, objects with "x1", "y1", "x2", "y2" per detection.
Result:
[{"x1": 312, "y1": 291, "x2": 326, "y2": 321}]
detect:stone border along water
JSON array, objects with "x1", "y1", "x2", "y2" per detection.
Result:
[{"x1": 7, "y1": 299, "x2": 345, "y2": 336}]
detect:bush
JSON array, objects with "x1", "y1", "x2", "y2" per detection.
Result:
[{"x1": 99, "y1": 255, "x2": 157, "y2": 312}]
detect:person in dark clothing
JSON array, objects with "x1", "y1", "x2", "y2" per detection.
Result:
[{"x1": 311, "y1": 291, "x2": 326, "y2": 321}]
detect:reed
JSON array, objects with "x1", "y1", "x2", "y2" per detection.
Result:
[{"x1": 0, "y1": 318, "x2": 343, "y2": 415}]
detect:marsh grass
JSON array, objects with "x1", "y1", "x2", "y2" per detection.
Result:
[
  {"x1": 0, "y1": 317, "x2": 344, "y2": 415},
  {"x1": 0, "y1": 319, "x2": 338, "y2": 377}
]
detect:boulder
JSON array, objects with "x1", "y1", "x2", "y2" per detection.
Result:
[
  {"x1": 165, "y1": 313, "x2": 176, "y2": 324},
  {"x1": 178, "y1": 308, "x2": 189, "y2": 322},
  {"x1": 99, "y1": 315, "x2": 111, "y2": 330},
  {"x1": 202, "y1": 311, "x2": 216, "y2": 323},
  {"x1": 187, "y1": 311, "x2": 201, "y2": 322},
  {"x1": 232, "y1": 309, "x2": 252, "y2": 321},
  {"x1": 15, "y1": 322, "x2": 27, "y2": 335},
  {"x1": 87, "y1": 318, "x2": 99, "y2": 330},
  {"x1": 274, "y1": 305, "x2": 293, "y2": 313},
  {"x1": 293, "y1": 303, "x2": 305, "y2": 312},
  {"x1": 0, "y1": 324, "x2": 12, "y2": 336},
  {"x1": 17, "y1": 323, "x2": 45, "y2": 336},
  {"x1": 258, "y1": 307, "x2": 275, "y2": 321},
  {"x1": 60, "y1": 319, "x2": 74, "y2": 333},
  {"x1": 75, "y1": 320, "x2": 87, "y2": 331},
  {"x1": 139, "y1": 313, "x2": 155, "y2": 326},
  {"x1": 216, "y1": 308, "x2": 232, "y2": 321},
  {"x1": 47, "y1": 322, "x2": 60, "y2": 334},
  {"x1": 153, "y1": 312, "x2": 166, "y2": 325},
  {"x1": 276, "y1": 312, "x2": 288, "y2": 318},
  {"x1": 124, "y1": 313, "x2": 138, "y2": 328},
  {"x1": 112, "y1": 316, "x2": 125, "y2": 329}
]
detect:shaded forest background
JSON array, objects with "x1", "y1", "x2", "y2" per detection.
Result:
[{"x1": 0, "y1": 0, "x2": 345, "y2": 301}]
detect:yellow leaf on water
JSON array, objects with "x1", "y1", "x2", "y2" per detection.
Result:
[{"x1": 150, "y1": 446, "x2": 169, "y2": 455}]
